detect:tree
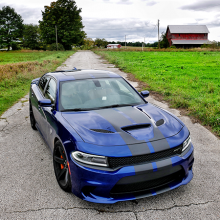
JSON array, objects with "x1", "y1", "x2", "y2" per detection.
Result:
[
  {"x1": 23, "y1": 24, "x2": 40, "y2": 50},
  {"x1": 160, "y1": 32, "x2": 169, "y2": 48},
  {"x1": 94, "y1": 38, "x2": 108, "y2": 48},
  {"x1": 0, "y1": 6, "x2": 23, "y2": 51},
  {"x1": 83, "y1": 38, "x2": 94, "y2": 49},
  {"x1": 39, "y1": 0, "x2": 86, "y2": 50}
]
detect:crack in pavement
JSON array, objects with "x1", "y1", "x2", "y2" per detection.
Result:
[
  {"x1": 3, "y1": 108, "x2": 23, "y2": 119},
  {"x1": 0, "y1": 99, "x2": 29, "y2": 133},
  {"x1": 0, "y1": 119, "x2": 9, "y2": 132},
  {"x1": 171, "y1": 194, "x2": 176, "y2": 207},
  {"x1": 1, "y1": 120, "x2": 28, "y2": 132},
  {"x1": 3, "y1": 200, "x2": 217, "y2": 216}
]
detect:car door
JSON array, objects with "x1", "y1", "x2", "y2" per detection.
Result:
[
  {"x1": 31, "y1": 75, "x2": 50, "y2": 136},
  {"x1": 41, "y1": 77, "x2": 57, "y2": 148}
]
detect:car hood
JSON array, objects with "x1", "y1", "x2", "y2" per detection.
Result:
[{"x1": 61, "y1": 103, "x2": 183, "y2": 147}]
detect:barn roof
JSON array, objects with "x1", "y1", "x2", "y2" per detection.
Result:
[
  {"x1": 168, "y1": 25, "x2": 209, "y2": 33},
  {"x1": 171, "y1": 40, "x2": 211, "y2": 45}
]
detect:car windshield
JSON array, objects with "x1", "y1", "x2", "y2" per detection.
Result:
[{"x1": 59, "y1": 78, "x2": 145, "y2": 111}]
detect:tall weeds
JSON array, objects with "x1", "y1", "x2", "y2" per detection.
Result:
[
  {"x1": 0, "y1": 60, "x2": 58, "y2": 83},
  {"x1": 0, "y1": 54, "x2": 72, "y2": 116}
]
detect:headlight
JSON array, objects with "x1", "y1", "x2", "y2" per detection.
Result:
[
  {"x1": 182, "y1": 135, "x2": 191, "y2": 152},
  {"x1": 71, "y1": 151, "x2": 108, "y2": 167}
]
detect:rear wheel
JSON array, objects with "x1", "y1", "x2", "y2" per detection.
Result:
[
  {"x1": 29, "y1": 101, "x2": 37, "y2": 130},
  {"x1": 53, "y1": 140, "x2": 71, "y2": 192}
]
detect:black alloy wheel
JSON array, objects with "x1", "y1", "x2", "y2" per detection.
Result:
[
  {"x1": 29, "y1": 101, "x2": 37, "y2": 130},
  {"x1": 53, "y1": 140, "x2": 71, "y2": 192}
]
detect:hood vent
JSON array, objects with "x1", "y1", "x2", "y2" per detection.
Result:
[
  {"x1": 122, "y1": 124, "x2": 151, "y2": 132},
  {"x1": 90, "y1": 129, "x2": 115, "y2": 133},
  {"x1": 156, "y1": 119, "x2": 165, "y2": 127}
]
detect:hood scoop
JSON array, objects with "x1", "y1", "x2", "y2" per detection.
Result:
[
  {"x1": 156, "y1": 119, "x2": 165, "y2": 127},
  {"x1": 121, "y1": 123, "x2": 151, "y2": 132},
  {"x1": 90, "y1": 129, "x2": 115, "y2": 134},
  {"x1": 121, "y1": 123, "x2": 154, "y2": 140}
]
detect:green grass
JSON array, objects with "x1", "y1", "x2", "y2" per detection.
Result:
[
  {"x1": 0, "y1": 50, "x2": 70, "y2": 65},
  {"x1": 0, "y1": 51, "x2": 74, "y2": 116},
  {"x1": 95, "y1": 50, "x2": 220, "y2": 136}
]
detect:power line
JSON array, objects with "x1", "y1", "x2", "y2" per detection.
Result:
[{"x1": 144, "y1": 23, "x2": 158, "y2": 43}]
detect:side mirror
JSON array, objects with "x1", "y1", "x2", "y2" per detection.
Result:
[
  {"x1": 140, "y1": 90, "x2": 150, "y2": 98},
  {"x1": 38, "y1": 99, "x2": 52, "y2": 107}
]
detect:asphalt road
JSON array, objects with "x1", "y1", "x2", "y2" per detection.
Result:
[{"x1": 0, "y1": 51, "x2": 220, "y2": 220}]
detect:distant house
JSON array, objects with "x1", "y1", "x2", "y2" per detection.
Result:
[
  {"x1": 107, "y1": 44, "x2": 122, "y2": 49},
  {"x1": 166, "y1": 25, "x2": 210, "y2": 48}
]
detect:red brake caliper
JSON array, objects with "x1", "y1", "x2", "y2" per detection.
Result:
[{"x1": 60, "y1": 155, "x2": 64, "y2": 169}]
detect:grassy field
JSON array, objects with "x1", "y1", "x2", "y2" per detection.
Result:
[
  {"x1": 0, "y1": 50, "x2": 70, "y2": 65},
  {"x1": 95, "y1": 50, "x2": 220, "y2": 136},
  {"x1": 0, "y1": 50, "x2": 74, "y2": 116},
  {"x1": 103, "y1": 47, "x2": 220, "y2": 52}
]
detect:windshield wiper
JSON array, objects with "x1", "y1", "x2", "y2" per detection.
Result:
[
  {"x1": 62, "y1": 104, "x2": 137, "y2": 112},
  {"x1": 62, "y1": 108, "x2": 86, "y2": 112},
  {"x1": 100, "y1": 104, "x2": 133, "y2": 109}
]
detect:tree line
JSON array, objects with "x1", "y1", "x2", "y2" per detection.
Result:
[{"x1": 0, "y1": 0, "x2": 86, "y2": 51}]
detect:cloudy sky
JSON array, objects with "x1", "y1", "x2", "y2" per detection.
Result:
[{"x1": 0, "y1": 0, "x2": 220, "y2": 43}]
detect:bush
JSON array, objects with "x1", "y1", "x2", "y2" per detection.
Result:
[
  {"x1": 170, "y1": 45, "x2": 176, "y2": 49},
  {"x1": 201, "y1": 44, "x2": 209, "y2": 48},
  {"x1": 47, "y1": 43, "x2": 65, "y2": 51},
  {"x1": 11, "y1": 42, "x2": 21, "y2": 50}
]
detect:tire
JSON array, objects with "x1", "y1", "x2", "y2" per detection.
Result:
[
  {"x1": 29, "y1": 101, "x2": 37, "y2": 130},
  {"x1": 53, "y1": 140, "x2": 72, "y2": 192}
]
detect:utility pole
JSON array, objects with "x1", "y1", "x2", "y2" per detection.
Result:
[
  {"x1": 55, "y1": 25, "x2": 58, "y2": 51},
  {"x1": 158, "y1": 19, "x2": 160, "y2": 49},
  {"x1": 125, "y1": 35, "x2": 126, "y2": 49}
]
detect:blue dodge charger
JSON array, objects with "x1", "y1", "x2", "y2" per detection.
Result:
[{"x1": 29, "y1": 69, "x2": 194, "y2": 204}]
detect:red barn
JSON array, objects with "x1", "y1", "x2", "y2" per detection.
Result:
[{"x1": 166, "y1": 25, "x2": 210, "y2": 48}]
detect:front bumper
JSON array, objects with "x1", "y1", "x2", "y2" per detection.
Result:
[{"x1": 69, "y1": 144, "x2": 194, "y2": 204}]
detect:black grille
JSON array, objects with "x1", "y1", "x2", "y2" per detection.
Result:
[
  {"x1": 90, "y1": 129, "x2": 114, "y2": 133},
  {"x1": 108, "y1": 145, "x2": 183, "y2": 169},
  {"x1": 111, "y1": 170, "x2": 184, "y2": 195}
]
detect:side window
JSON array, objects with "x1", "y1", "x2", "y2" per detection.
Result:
[
  {"x1": 39, "y1": 76, "x2": 50, "y2": 94},
  {"x1": 45, "y1": 78, "x2": 56, "y2": 103}
]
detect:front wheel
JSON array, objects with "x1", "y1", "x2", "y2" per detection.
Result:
[{"x1": 53, "y1": 140, "x2": 72, "y2": 192}]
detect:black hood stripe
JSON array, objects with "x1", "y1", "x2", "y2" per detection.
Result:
[
  {"x1": 128, "y1": 143, "x2": 151, "y2": 155},
  {"x1": 113, "y1": 108, "x2": 136, "y2": 124},
  {"x1": 94, "y1": 106, "x2": 171, "y2": 156},
  {"x1": 94, "y1": 109, "x2": 144, "y2": 146},
  {"x1": 150, "y1": 139, "x2": 170, "y2": 152},
  {"x1": 117, "y1": 107, "x2": 170, "y2": 152},
  {"x1": 117, "y1": 106, "x2": 152, "y2": 124}
]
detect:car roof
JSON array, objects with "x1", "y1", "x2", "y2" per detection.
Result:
[{"x1": 47, "y1": 69, "x2": 121, "y2": 81}]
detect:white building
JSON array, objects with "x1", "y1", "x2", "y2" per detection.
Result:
[{"x1": 107, "y1": 44, "x2": 122, "y2": 49}]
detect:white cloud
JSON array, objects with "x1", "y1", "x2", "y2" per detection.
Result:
[
  {"x1": 180, "y1": 1, "x2": 220, "y2": 11},
  {"x1": 116, "y1": 0, "x2": 133, "y2": 5},
  {"x1": 0, "y1": 0, "x2": 220, "y2": 41},
  {"x1": 83, "y1": 17, "x2": 158, "y2": 42}
]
